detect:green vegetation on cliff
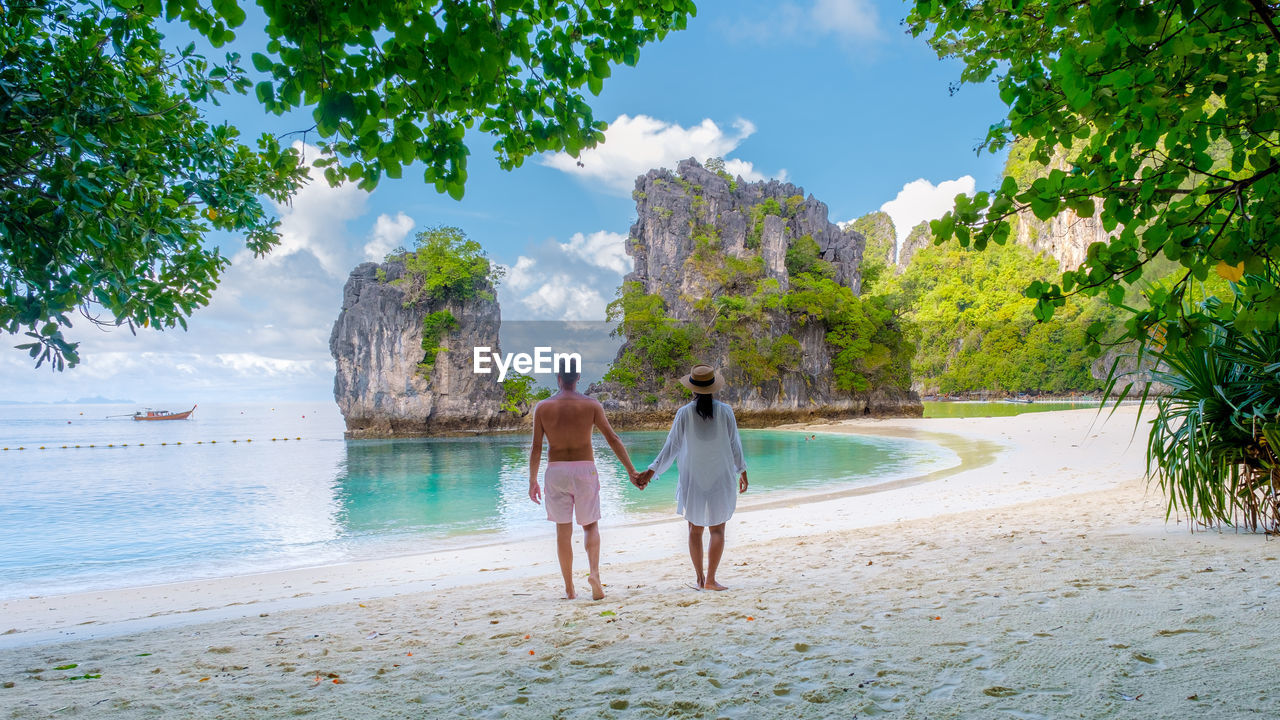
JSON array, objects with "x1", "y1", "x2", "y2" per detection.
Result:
[
  {"x1": 502, "y1": 373, "x2": 552, "y2": 414},
  {"x1": 888, "y1": 242, "x2": 1120, "y2": 395},
  {"x1": 604, "y1": 281, "x2": 705, "y2": 389},
  {"x1": 608, "y1": 208, "x2": 912, "y2": 397},
  {"x1": 388, "y1": 226, "x2": 502, "y2": 370}
]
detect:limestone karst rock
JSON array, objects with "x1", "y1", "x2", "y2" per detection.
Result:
[
  {"x1": 588, "y1": 158, "x2": 921, "y2": 426},
  {"x1": 330, "y1": 260, "x2": 506, "y2": 437}
]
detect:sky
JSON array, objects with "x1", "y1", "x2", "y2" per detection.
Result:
[{"x1": 1, "y1": 0, "x2": 1011, "y2": 404}]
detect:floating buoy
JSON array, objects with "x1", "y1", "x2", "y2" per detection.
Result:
[
  {"x1": 246, "y1": 439, "x2": 252, "y2": 443},
  {"x1": 296, "y1": 437, "x2": 301, "y2": 440},
  {"x1": 75, "y1": 445, "x2": 81, "y2": 448},
  {"x1": 271, "y1": 438, "x2": 277, "y2": 441},
  {"x1": 67, "y1": 421, "x2": 71, "y2": 424},
  {"x1": 210, "y1": 440, "x2": 216, "y2": 444},
  {"x1": 122, "y1": 444, "x2": 128, "y2": 447},
  {"x1": 161, "y1": 442, "x2": 167, "y2": 446},
  {"x1": 61, "y1": 445, "x2": 67, "y2": 449},
  {"x1": 139, "y1": 443, "x2": 145, "y2": 447},
  {"x1": 108, "y1": 444, "x2": 114, "y2": 448},
  {"x1": 232, "y1": 439, "x2": 237, "y2": 443},
  {"x1": 39, "y1": 446, "x2": 45, "y2": 449},
  {"x1": 89, "y1": 444, "x2": 94, "y2": 448},
  {"x1": 176, "y1": 442, "x2": 182, "y2": 445}
]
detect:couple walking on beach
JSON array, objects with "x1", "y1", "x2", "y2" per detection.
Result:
[{"x1": 528, "y1": 363, "x2": 749, "y2": 600}]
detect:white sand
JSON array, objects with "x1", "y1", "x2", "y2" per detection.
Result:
[{"x1": 2, "y1": 407, "x2": 1278, "y2": 718}]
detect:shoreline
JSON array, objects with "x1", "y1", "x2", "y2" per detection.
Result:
[
  {"x1": 5, "y1": 407, "x2": 1276, "y2": 718},
  {"x1": 3, "y1": 408, "x2": 1116, "y2": 648},
  {"x1": 0, "y1": 419, "x2": 981, "y2": 649}
]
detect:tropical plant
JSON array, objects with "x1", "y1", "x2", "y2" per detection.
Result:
[
  {"x1": 388, "y1": 226, "x2": 501, "y2": 370},
  {"x1": 1127, "y1": 274, "x2": 1280, "y2": 532},
  {"x1": 907, "y1": 0, "x2": 1280, "y2": 354},
  {"x1": 501, "y1": 372, "x2": 551, "y2": 415},
  {"x1": 417, "y1": 310, "x2": 458, "y2": 369}
]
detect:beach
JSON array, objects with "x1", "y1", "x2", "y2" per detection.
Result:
[{"x1": 2, "y1": 407, "x2": 1277, "y2": 718}]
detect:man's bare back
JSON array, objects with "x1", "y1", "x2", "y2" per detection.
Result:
[{"x1": 534, "y1": 390, "x2": 611, "y2": 462}]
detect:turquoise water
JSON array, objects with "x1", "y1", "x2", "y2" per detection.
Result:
[
  {"x1": 0, "y1": 402, "x2": 955, "y2": 599},
  {"x1": 923, "y1": 400, "x2": 1102, "y2": 418}
]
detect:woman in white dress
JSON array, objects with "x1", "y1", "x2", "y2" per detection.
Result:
[{"x1": 637, "y1": 364, "x2": 749, "y2": 591}]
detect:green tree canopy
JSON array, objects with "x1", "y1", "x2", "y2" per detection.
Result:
[
  {"x1": 908, "y1": 0, "x2": 1280, "y2": 351},
  {"x1": 2, "y1": 0, "x2": 306, "y2": 369},
  {"x1": 3, "y1": 0, "x2": 695, "y2": 369},
  {"x1": 239, "y1": 0, "x2": 695, "y2": 196}
]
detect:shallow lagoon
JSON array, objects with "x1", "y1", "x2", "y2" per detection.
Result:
[{"x1": 0, "y1": 402, "x2": 954, "y2": 598}]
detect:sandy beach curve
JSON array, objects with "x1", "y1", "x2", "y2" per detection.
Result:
[{"x1": 2, "y1": 407, "x2": 1277, "y2": 718}]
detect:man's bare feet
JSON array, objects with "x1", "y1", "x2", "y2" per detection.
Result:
[
  {"x1": 588, "y1": 574, "x2": 605, "y2": 601},
  {"x1": 702, "y1": 579, "x2": 728, "y2": 591}
]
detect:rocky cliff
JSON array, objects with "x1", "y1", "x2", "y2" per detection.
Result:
[
  {"x1": 897, "y1": 221, "x2": 932, "y2": 269},
  {"x1": 588, "y1": 158, "x2": 921, "y2": 427},
  {"x1": 1013, "y1": 197, "x2": 1113, "y2": 273},
  {"x1": 846, "y1": 210, "x2": 896, "y2": 267},
  {"x1": 330, "y1": 261, "x2": 507, "y2": 437}
]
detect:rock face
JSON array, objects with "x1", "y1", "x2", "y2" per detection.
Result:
[
  {"x1": 848, "y1": 211, "x2": 896, "y2": 266},
  {"x1": 1014, "y1": 197, "x2": 1113, "y2": 272},
  {"x1": 589, "y1": 158, "x2": 921, "y2": 427},
  {"x1": 897, "y1": 221, "x2": 932, "y2": 269},
  {"x1": 330, "y1": 261, "x2": 507, "y2": 437},
  {"x1": 627, "y1": 159, "x2": 865, "y2": 296}
]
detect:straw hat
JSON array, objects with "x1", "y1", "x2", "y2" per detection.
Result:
[{"x1": 679, "y1": 363, "x2": 726, "y2": 394}]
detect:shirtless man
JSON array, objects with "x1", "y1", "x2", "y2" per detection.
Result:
[{"x1": 529, "y1": 364, "x2": 640, "y2": 600}]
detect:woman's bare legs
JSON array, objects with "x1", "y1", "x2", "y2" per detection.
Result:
[
  {"x1": 687, "y1": 522, "x2": 705, "y2": 588},
  {"x1": 703, "y1": 523, "x2": 728, "y2": 590},
  {"x1": 688, "y1": 521, "x2": 729, "y2": 590}
]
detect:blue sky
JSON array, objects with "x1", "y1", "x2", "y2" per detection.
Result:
[{"x1": 1, "y1": 0, "x2": 1010, "y2": 403}]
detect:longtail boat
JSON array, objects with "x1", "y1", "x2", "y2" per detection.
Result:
[{"x1": 132, "y1": 405, "x2": 197, "y2": 421}]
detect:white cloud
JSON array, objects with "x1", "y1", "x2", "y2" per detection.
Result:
[
  {"x1": 557, "y1": 231, "x2": 634, "y2": 275},
  {"x1": 497, "y1": 231, "x2": 635, "y2": 321},
  {"x1": 879, "y1": 175, "x2": 977, "y2": 246},
  {"x1": 215, "y1": 353, "x2": 316, "y2": 377},
  {"x1": 264, "y1": 142, "x2": 369, "y2": 277},
  {"x1": 502, "y1": 256, "x2": 540, "y2": 293},
  {"x1": 723, "y1": 158, "x2": 786, "y2": 184},
  {"x1": 723, "y1": 0, "x2": 881, "y2": 45},
  {"x1": 363, "y1": 212, "x2": 416, "y2": 262},
  {"x1": 522, "y1": 278, "x2": 609, "y2": 321},
  {"x1": 542, "y1": 114, "x2": 784, "y2": 195}
]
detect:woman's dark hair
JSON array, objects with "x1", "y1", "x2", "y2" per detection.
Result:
[{"x1": 694, "y1": 392, "x2": 714, "y2": 420}]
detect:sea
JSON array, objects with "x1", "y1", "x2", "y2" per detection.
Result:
[{"x1": 0, "y1": 401, "x2": 972, "y2": 600}]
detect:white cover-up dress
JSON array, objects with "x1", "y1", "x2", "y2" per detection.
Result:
[{"x1": 647, "y1": 400, "x2": 748, "y2": 527}]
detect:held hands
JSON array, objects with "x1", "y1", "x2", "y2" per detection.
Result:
[
  {"x1": 629, "y1": 468, "x2": 655, "y2": 490},
  {"x1": 739, "y1": 471, "x2": 749, "y2": 494},
  {"x1": 529, "y1": 481, "x2": 542, "y2": 505}
]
